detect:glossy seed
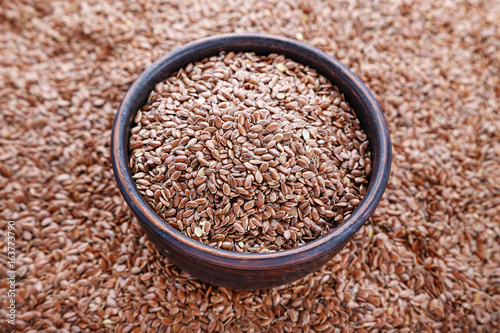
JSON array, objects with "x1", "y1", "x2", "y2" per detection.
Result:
[{"x1": 223, "y1": 183, "x2": 231, "y2": 196}]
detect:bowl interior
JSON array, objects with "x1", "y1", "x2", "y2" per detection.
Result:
[{"x1": 111, "y1": 33, "x2": 391, "y2": 268}]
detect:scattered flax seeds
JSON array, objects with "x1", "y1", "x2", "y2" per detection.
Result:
[{"x1": 1, "y1": 0, "x2": 499, "y2": 331}]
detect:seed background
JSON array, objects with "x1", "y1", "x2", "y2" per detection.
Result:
[{"x1": 0, "y1": 0, "x2": 499, "y2": 332}]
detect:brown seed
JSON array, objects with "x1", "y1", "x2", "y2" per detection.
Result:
[
  {"x1": 206, "y1": 140, "x2": 216, "y2": 150},
  {"x1": 255, "y1": 170, "x2": 263, "y2": 183},
  {"x1": 266, "y1": 122, "x2": 280, "y2": 132},
  {"x1": 302, "y1": 171, "x2": 315, "y2": 179},
  {"x1": 236, "y1": 187, "x2": 250, "y2": 195},
  {"x1": 265, "y1": 140, "x2": 276, "y2": 148},
  {"x1": 193, "y1": 176, "x2": 206, "y2": 186},
  {"x1": 244, "y1": 175, "x2": 253, "y2": 189},
  {"x1": 233, "y1": 223, "x2": 245, "y2": 233},
  {"x1": 244, "y1": 162, "x2": 256, "y2": 171},
  {"x1": 250, "y1": 124, "x2": 263, "y2": 132},
  {"x1": 228, "y1": 175, "x2": 237, "y2": 188},
  {"x1": 243, "y1": 200, "x2": 255, "y2": 210},
  {"x1": 175, "y1": 163, "x2": 187, "y2": 170},
  {"x1": 238, "y1": 123, "x2": 247, "y2": 136},
  {"x1": 272, "y1": 133, "x2": 284, "y2": 142},
  {"x1": 268, "y1": 168, "x2": 279, "y2": 180},
  {"x1": 254, "y1": 148, "x2": 268, "y2": 155},
  {"x1": 223, "y1": 183, "x2": 231, "y2": 196},
  {"x1": 170, "y1": 171, "x2": 181, "y2": 180},
  {"x1": 194, "y1": 198, "x2": 207, "y2": 205}
]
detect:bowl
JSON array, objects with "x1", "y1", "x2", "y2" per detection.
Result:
[{"x1": 111, "y1": 33, "x2": 391, "y2": 290}]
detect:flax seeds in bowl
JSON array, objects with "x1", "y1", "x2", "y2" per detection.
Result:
[
  {"x1": 128, "y1": 51, "x2": 371, "y2": 253},
  {"x1": 112, "y1": 33, "x2": 391, "y2": 289}
]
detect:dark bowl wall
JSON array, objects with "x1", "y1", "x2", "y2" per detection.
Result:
[
  {"x1": 141, "y1": 219, "x2": 342, "y2": 289},
  {"x1": 111, "y1": 33, "x2": 392, "y2": 290}
]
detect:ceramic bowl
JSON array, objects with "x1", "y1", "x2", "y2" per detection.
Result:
[{"x1": 111, "y1": 33, "x2": 391, "y2": 290}]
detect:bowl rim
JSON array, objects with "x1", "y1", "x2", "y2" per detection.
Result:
[{"x1": 111, "y1": 32, "x2": 391, "y2": 268}]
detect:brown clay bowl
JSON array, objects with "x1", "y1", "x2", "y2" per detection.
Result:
[{"x1": 111, "y1": 33, "x2": 391, "y2": 290}]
